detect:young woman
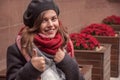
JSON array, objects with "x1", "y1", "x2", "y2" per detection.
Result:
[{"x1": 6, "y1": 0, "x2": 84, "y2": 80}]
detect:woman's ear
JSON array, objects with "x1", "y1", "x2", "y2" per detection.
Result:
[{"x1": 58, "y1": 20, "x2": 62, "y2": 26}]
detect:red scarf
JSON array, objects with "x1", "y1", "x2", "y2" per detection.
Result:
[{"x1": 34, "y1": 33, "x2": 63, "y2": 55}]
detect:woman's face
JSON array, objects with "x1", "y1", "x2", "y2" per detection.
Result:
[{"x1": 40, "y1": 10, "x2": 59, "y2": 38}]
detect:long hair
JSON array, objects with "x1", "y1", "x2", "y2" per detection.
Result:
[{"x1": 21, "y1": 11, "x2": 69, "y2": 54}]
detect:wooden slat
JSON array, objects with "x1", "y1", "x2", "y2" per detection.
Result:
[
  {"x1": 75, "y1": 44, "x2": 111, "y2": 80},
  {"x1": 94, "y1": 32, "x2": 120, "y2": 77}
]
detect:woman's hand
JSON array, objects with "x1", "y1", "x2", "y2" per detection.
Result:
[
  {"x1": 54, "y1": 48, "x2": 65, "y2": 63},
  {"x1": 31, "y1": 49, "x2": 46, "y2": 72}
]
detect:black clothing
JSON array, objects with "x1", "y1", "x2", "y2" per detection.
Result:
[{"x1": 6, "y1": 43, "x2": 84, "y2": 80}]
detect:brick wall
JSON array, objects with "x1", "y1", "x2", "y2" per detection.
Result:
[
  {"x1": 55, "y1": 0, "x2": 120, "y2": 33},
  {"x1": 0, "y1": 0, "x2": 120, "y2": 70},
  {"x1": 0, "y1": 0, "x2": 30, "y2": 70}
]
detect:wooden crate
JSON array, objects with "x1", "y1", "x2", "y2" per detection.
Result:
[
  {"x1": 94, "y1": 32, "x2": 120, "y2": 77},
  {"x1": 79, "y1": 65, "x2": 92, "y2": 80},
  {"x1": 109, "y1": 25, "x2": 120, "y2": 31},
  {"x1": 75, "y1": 44, "x2": 111, "y2": 80},
  {"x1": 0, "y1": 69, "x2": 6, "y2": 80}
]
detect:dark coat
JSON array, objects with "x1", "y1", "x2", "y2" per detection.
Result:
[{"x1": 6, "y1": 43, "x2": 84, "y2": 80}]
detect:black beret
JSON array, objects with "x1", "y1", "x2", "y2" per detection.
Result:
[{"x1": 23, "y1": 0, "x2": 60, "y2": 28}]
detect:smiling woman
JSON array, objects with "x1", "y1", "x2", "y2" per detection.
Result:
[{"x1": 6, "y1": 0, "x2": 84, "y2": 80}]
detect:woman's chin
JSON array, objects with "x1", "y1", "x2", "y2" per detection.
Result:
[
  {"x1": 48, "y1": 34, "x2": 55, "y2": 38},
  {"x1": 46, "y1": 32, "x2": 56, "y2": 38}
]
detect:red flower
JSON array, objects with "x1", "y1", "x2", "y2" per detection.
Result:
[
  {"x1": 102, "y1": 15, "x2": 120, "y2": 25},
  {"x1": 80, "y1": 23, "x2": 115, "y2": 36},
  {"x1": 70, "y1": 33, "x2": 100, "y2": 50}
]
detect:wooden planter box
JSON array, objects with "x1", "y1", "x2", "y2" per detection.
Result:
[
  {"x1": 94, "y1": 32, "x2": 120, "y2": 77},
  {"x1": 75, "y1": 44, "x2": 111, "y2": 80},
  {"x1": 79, "y1": 65, "x2": 93, "y2": 80},
  {"x1": 0, "y1": 69, "x2": 6, "y2": 80},
  {"x1": 109, "y1": 25, "x2": 120, "y2": 31}
]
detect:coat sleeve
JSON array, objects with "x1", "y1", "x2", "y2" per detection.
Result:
[
  {"x1": 56, "y1": 53, "x2": 85, "y2": 80},
  {"x1": 6, "y1": 44, "x2": 42, "y2": 80}
]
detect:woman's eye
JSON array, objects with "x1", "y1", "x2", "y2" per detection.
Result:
[
  {"x1": 42, "y1": 18, "x2": 48, "y2": 23},
  {"x1": 42, "y1": 16, "x2": 58, "y2": 23},
  {"x1": 52, "y1": 17, "x2": 58, "y2": 21}
]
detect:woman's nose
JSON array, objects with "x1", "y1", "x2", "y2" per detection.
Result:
[{"x1": 48, "y1": 20, "x2": 53, "y2": 26}]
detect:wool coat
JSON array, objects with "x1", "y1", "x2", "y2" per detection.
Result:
[{"x1": 6, "y1": 43, "x2": 85, "y2": 80}]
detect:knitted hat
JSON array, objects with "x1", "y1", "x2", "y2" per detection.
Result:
[{"x1": 23, "y1": 0, "x2": 60, "y2": 28}]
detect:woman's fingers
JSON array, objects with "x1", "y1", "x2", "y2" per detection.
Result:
[
  {"x1": 32, "y1": 48, "x2": 38, "y2": 57},
  {"x1": 30, "y1": 48, "x2": 46, "y2": 71},
  {"x1": 54, "y1": 48, "x2": 65, "y2": 63},
  {"x1": 39, "y1": 57, "x2": 46, "y2": 71}
]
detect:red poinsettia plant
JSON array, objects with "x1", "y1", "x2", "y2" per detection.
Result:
[
  {"x1": 102, "y1": 15, "x2": 120, "y2": 25},
  {"x1": 70, "y1": 33, "x2": 100, "y2": 50},
  {"x1": 80, "y1": 23, "x2": 115, "y2": 36}
]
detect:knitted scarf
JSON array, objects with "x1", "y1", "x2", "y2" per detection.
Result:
[
  {"x1": 16, "y1": 27, "x2": 74, "y2": 61},
  {"x1": 34, "y1": 33, "x2": 63, "y2": 55}
]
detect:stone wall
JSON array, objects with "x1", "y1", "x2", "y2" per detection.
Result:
[{"x1": 0, "y1": 0, "x2": 120, "y2": 69}]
